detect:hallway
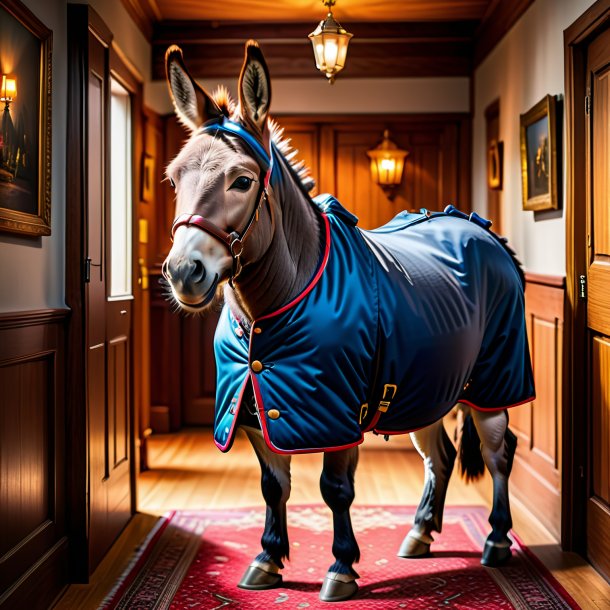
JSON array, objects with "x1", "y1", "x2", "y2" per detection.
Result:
[{"x1": 55, "y1": 429, "x2": 610, "y2": 609}]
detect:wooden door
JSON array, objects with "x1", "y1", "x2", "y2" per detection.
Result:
[
  {"x1": 67, "y1": 5, "x2": 138, "y2": 577},
  {"x1": 84, "y1": 12, "x2": 134, "y2": 572},
  {"x1": 586, "y1": 24, "x2": 610, "y2": 580}
]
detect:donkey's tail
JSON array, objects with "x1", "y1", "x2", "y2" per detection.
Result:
[{"x1": 456, "y1": 406, "x2": 485, "y2": 482}]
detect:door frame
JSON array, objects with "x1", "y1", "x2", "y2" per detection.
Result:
[
  {"x1": 563, "y1": 0, "x2": 610, "y2": 554},
  {"x1": 109, "y1": 37, "x2": 144, "y2": 520},
  {"x1": 65, "y1": 4, "x2": 142, "y2": 580}
]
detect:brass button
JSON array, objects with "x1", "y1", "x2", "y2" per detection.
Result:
[
  {"x1": 251, "y1": 360, "x2": 263, "y2": 373},
  {"x1": 253, "y1": 327, "x2": 262, "y2": 334},
  {"x1": 268, "y1": 409, "x2": 280, "y2": 420}
]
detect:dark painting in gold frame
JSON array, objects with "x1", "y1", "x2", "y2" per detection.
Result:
[
  {"x1": 487, "y1": 139, "x2": 503, "y2": 190},
  {"x1": 519, "y1": 95, "x2": 559, "y2": 212},
  {"x1": 0, "y1": 0, "x2": 52, "y2": 236}
]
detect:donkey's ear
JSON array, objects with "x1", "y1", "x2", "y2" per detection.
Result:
[
  {"x1": 238, "y1": 41, "x2": 271, "y2": 135},
  {"x1": 165, "y1": 45, "x2": 222, "y2": 133}
]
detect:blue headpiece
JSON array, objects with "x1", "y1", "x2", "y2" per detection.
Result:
[{"x1": 200, "y1": 116, "x2": 273, "y2": 186}]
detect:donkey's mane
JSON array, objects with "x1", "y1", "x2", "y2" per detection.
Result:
[{"x1": 210, "y1": 87, "x2": 314, "y2": 192}]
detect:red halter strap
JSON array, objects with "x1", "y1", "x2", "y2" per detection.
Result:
[{"x1": 170, "y1": 179, "x2": 269, "y2": 283}]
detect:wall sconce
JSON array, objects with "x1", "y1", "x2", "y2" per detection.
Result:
[
  {"x1": 1, "y1": 75, "x2": 17, "y2": 108},
  {"x1": 308, "y1": 0, "x2": 353, "y2": 84},
  {"x1": 367, "y1": 130, "x2": 408, "y2": 200}
]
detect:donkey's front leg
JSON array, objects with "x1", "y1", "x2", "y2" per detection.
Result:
[
  {"x1": 398, "y1": 419, "x2": 457, "y2": 558},
  {"x1": 238, "y1": 426, "x2": 291, "y2": 590},
  {"x1": 471, "y1": 409, "x2": 517, "y2": 567},
  {"x1": 319, "y1": 447, "x2": 360, "y2": 602}
]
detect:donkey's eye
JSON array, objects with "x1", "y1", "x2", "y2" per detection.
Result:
[{"x1": 229, "y1": 176, "x2": 254, "y2": 191}]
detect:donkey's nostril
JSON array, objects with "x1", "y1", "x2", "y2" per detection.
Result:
[{"x1": 191, "y1": 258, "x2": 206, "y2": 284}]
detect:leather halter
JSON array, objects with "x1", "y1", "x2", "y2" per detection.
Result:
[{"x1": 170, "y1": 116, "x2": 273, "y2": 284}]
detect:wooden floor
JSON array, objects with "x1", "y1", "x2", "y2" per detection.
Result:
[{"x1": 55, "y1": 428, "x2": 610, "y2": 609}]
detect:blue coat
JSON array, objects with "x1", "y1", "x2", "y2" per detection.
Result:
[{"x1": 214, "y1": 195, "x2": 535, "y2": 454}]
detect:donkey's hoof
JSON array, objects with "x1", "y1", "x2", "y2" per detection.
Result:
[
  {"x1": 397, "y1": 533, "x2": 431, "y2": 558},
  {"x1": 319, "y1": 572, "x2": 358, "y2": 602},
  {"x1": 238, "y1": 563, "x2": 282, "y2": 590},
  {"x1": 481, "y1": 539, "x2": 512, "y2": 567}
]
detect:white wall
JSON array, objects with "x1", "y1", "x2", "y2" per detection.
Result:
[
  {"x1": 472, "y1": 0, "x2": 596, "y2": 276},
  {"x1": 146, "y1": 76, "x2": 470, "y2": 115},
  {"x1": 0, "y1": 0, "x2": 66, "y2": 311}
]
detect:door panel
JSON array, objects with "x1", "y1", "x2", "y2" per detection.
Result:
[
  {"x1": 592, "y1": 337, "x2": 610, "y2": 504},
  {"x1": 86, "y1": 25, "x2": 133, "y2": 572},
  {"x1": 586, "y1": 25, "x2": 610, "y2": 580}
]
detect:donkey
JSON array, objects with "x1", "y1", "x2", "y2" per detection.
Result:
[{"x1": 162, "y1": 41, "x2": 535, "y2": 602}]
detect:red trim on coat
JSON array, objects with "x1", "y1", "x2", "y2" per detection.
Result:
[
  {"x1": 372, "y1": 396, "x2": 535, "y2": 436},
  {"x1": 458, "y1": 395, "x2": 536, "y2": 411}
]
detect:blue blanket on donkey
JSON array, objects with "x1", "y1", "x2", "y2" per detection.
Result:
[{"x1": 214, "y1": 195, "x2": 535, "y2": 454}]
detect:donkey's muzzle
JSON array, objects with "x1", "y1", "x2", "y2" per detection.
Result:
[{"x1": 163, "y1": 251, "x2": 207, "y2": 290}]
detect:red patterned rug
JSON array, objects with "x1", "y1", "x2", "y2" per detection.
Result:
[{"x1": 101, "y1": 505, "x2": 580, "y2": 609}]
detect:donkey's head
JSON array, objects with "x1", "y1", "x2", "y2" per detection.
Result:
[{"x1": 162, "y1": 41, "x2": 276, "y2": 312}]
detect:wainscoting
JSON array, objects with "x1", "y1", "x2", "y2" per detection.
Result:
[
  {"x1": 473, "y1": 274, "x2": 565, "y2": 541},
  {"x1": 0, "y1": 309, "x2": 70, "y2": 609},
  {"x1": 512, "y1": 273, "x2": 564, "y2": 540}
]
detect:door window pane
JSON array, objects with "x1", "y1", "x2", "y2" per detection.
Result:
[{"x1": 109, "y1": 78, "x2": 132, "y2": 298}]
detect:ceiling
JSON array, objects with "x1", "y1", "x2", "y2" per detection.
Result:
[
  {"x1": 144, "y1": 0, "x2": 495, "y2": 23},
  {"x1": 122, "y1": 0, "x2": 534, "y2": 80}
]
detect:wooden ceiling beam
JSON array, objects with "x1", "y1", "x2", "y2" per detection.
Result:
[
  {"x1": 152, "y1": 20, "x2": 478, "y2": 43},
  {"x1": 151, "y1": 21, "x2": 476, "y2": 79}
]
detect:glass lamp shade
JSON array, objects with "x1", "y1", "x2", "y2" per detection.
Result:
[
  {"x1": 1, "y1": 75, "x2": 17, "y2": 102},
  {"x1": 367, "y1": 130, "x2": 408, "y2": 187},
  {"x1": 309, "y1": 11, "x2": 353, "y2": 83}
]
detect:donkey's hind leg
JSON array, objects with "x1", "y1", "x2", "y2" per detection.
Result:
[
  {"x1": 470, "y1": 409, "x2": 517, "y2": 567},
  {"x1": 398, "y1": 419, "x2": 457, "y2": 558},
  {"x1": 319, "y1": 447, "x2": 360, "y2": 602},
  {"x1": 238, "y1": 426, "x2": 291, "y2": 590}
]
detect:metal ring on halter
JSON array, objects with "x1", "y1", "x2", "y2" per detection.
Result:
[{"x1": 230, "y1": 238, "x2": 244, "y2": 258}]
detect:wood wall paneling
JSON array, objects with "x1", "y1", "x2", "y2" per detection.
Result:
[
  {"x1": 280, "y1": 114, "x2": 472, "y2": 229},
  {"x1": 182, "y1": 312, "x2": 219, "y2": 426},
  {"x1": 149, "y1": 268, "x2": 182, "y2": 432},
  {"x1": 0, "y1": 310, "x2": 69, "y2": 609},
  {"x1": 509, "y1": 274, "x2": 565, "y2": 541},
  {"x1": 136, "y1": 109, "x2": 164, "y2": 467}
]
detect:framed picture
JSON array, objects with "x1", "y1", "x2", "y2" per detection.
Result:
[
  {"x1": 487, "y1": 139, "x2": 503, "y2": 190},
  {"x1": 141, "y1": 154, "x2": 155, "y2": 203},
  {"x1": 519, "y1": 95, "x2": 559, "y2": 211},
  {"x1": 0, "y1": 0, "x2": 52, "y2": 236}
]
